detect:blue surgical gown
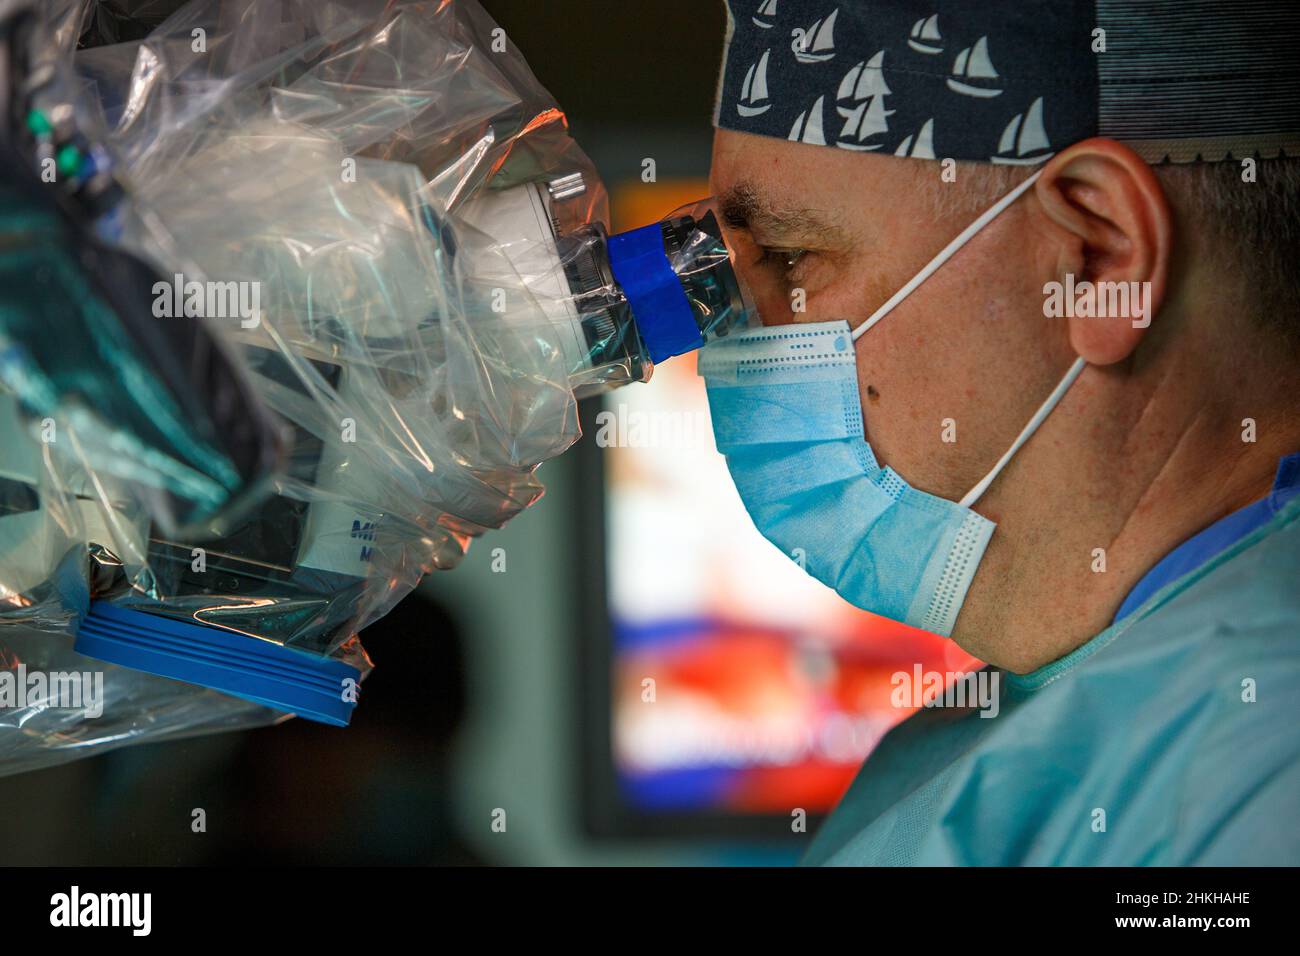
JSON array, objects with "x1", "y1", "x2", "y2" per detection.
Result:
[{"x1": 802, "y1": 484, "x2": 1300, "y2": 866}]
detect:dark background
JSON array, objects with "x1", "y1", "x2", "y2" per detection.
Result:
[{"x1": 0, "y1": 0, "x2": 730, "y2": 867}]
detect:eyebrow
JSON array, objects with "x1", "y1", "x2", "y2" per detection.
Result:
[{"x1": 718, "y1": 180, "x2": 851, "y2": 248}]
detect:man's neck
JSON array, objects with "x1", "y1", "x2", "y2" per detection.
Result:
[{"x1": 953, "y1": 365, "x2": 1292, "y2": 674}]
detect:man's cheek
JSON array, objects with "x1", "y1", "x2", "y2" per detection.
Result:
[
  {"x1": 749, "y1": 284, "x2": 798, "y2": 325},
  {"x1": 760, "y1": 284, "x2": 833, "y2": 324}
]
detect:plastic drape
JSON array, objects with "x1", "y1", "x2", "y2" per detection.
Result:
[{"x1": 0, "y1": 0, "x2": 614, "y2": 774}]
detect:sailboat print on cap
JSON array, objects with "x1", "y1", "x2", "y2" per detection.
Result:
[
  {"x1": 907, "y1": 14, "x2": 942, "y2": 55},
  {"x1": 834, "y1": 52, "x2": 893, "y2": 151},
  {"x1": 791, "y1": 9, "x2": 838, "y2": 63},
  {"x1": 737, "y1": 50, "x2": 772, "y2": 116},
  {"x1": 752, "y1": 0, "x2": 777, "y2": 29},
  {"x1": 894, "y1": 118, "x2": 936, "y2": 159},
  {"x1": 788, "y1": 95, "x2": 827, "y2": 145},
  {"x1": 946, "y1": 36, "x2": 1002, "y2": 97},
  {"x1": 991, "y1": 97, "x2": 1053, "y2": 164}
]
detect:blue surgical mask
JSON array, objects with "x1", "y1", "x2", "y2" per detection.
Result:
[{"x1": 699, "y1": 171, "x2": 1086, "y2": 636}]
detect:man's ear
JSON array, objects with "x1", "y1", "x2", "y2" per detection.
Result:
[{"x1": 1034, "y1": 138, "x2": 1172, "y2": 365}]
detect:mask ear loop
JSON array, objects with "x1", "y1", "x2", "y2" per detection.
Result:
[
  {"x1": 851, "y1": 170, "x2": 1044, "y2": 343},
  {"x1": 845, "y1": 168, "x2": 1087, "y2": 509},
  {"x1": 959, "y1": 355, "x2": 1086, "y2": 507}
]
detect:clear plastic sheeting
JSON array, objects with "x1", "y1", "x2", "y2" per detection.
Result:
[
  {"x1": 0, "y1": 0, "x2": 285, "y2": 538},
  {"x1": 0, "y1": 0, "x2": 649, "y2": 774}
]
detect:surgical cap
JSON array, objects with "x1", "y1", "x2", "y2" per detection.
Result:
[{"x1": 714, "y1": 0, "x2": 1300, "y2": 164}]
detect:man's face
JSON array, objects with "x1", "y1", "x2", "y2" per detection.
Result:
[{"x1": 709, "y1": 127, "x2": 1076, "y2": 509}]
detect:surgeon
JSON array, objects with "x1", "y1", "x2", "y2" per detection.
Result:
[{"x1": 699, "y1": 0, "x2": 1300, "y2": 864}]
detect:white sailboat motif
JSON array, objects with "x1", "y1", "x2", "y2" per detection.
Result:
[
  {"x1": 737, "y1": 50, "x2": 772, "y2": 116},
  {"x1": 752, "y1": 0, "x2": 778, "y2": 29},
  {"x1": 788, "y1": 95, "x2": 827, "y2": 145},
  {"x1": 946, "y1": 35, "x2": 1002, "y2": 97},
  {"x1": 791, "y1": 8, "x2": 838, "y2": 63},
  {"x1": 894, "y1": 118, "x2": 936, "y2": 159},
  {"x1": 991, "y1": 97, "x2": 1052, "y2": 164},
  {"x1": 834, "y1": 51, "x2": 892, "y2": 151},
  {"x1": 907, "y1": 14, "x2": 942, "y2": 54}
]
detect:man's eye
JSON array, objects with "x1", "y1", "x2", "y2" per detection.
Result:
[{"x1": 755, "y1": 247, "x2": 808, "y2": 273}]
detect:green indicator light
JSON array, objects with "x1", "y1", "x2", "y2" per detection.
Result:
[
  {"x1": 26, "y1": 109, "x2": 52, "y2": 136},
  {"x1": 56, "y1": 144, "x2": 81, "y2": 177}
]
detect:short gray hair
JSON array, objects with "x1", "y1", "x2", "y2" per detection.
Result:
[{"x1": 1159, "y1": 158, "x2": 1300, "y2": 350}]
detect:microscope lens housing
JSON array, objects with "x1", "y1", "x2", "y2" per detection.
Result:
[{"x1": 457, "y1": 177, "x2": 753, "y2": 397}]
